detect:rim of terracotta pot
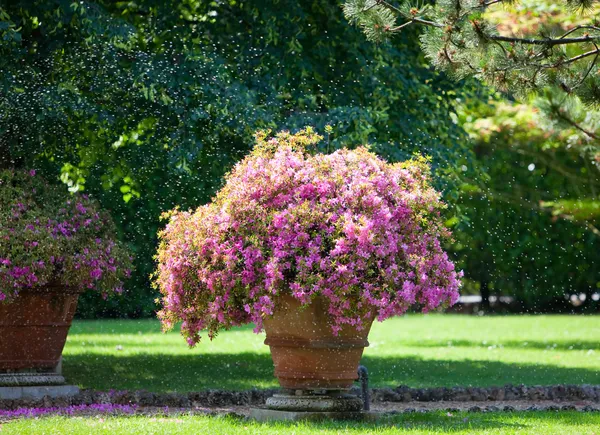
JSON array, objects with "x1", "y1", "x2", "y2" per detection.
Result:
[{"x1": 7, "y1": 283, "x2": 82, "y2": 297}]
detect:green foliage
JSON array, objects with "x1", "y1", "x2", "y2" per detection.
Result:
[
  {"x1": 453, "y1": 97, "x2": 600, "y2": 311},
  {"x1": 541, "y1": 199, "x2": 600, "y2": 221},
  {"x1": 0, "y1": 1, "x2": 475, "y2": 317}
]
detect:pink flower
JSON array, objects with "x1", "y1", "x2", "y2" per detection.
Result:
[
  {"x1": 76, "y1": 203, "x2": 87, "y2": 214},
  {"x1": 154, "y1": 128, "x2": 460, "y2": 346},
  {"x1": 90, "y1": 268, "x2": 103, "y2": 280}
]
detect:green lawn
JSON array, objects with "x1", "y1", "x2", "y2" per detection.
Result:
[
  {"x1": 4, "y1": 412, "x2": 600, "y2": 435},
  {"x1": 62, "y1": 314, "x2": 600, "y2": 392}
]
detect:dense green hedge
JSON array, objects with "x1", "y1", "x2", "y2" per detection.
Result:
[{"x1": 453, "y1": 99, "x2": 600, "y2": 313}]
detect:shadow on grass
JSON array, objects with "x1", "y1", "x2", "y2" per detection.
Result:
[
  {"x1": 61, "y1": 352, "x2": 600, "y2": 393},
  {"x1": 404, "y1": 339, "x2": 600, "y2": 351},
  {"x1": 64, "y1": 336, "x2": 600, "y2": 351},
  {"x1": 258, "y1": 415, "x2": 524, "y2": 432}
]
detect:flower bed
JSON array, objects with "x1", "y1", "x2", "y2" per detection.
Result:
[{"x1": 0, "y1": 403, "x2": 137, "y2": 420}]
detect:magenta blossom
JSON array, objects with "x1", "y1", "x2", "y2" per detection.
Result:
[
  {"x1": 154, "y1": 128, "x2": 461, "y2": 346},
  {"x1": 0, "y1": 403, "x2": 137, "y2": 420},
  {"x1": 0, "y1": 169, "x2": 132, "y2": 300}
]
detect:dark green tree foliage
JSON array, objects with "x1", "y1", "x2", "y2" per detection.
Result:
[
  {"x1": 453, "y1": 98, "x2": 600, "y2": 312},
  {"x1": 0, "y1": 1, "x2": 473, "y2": 317},
  {"x1": 455, "y1": 195, "x2": 600, "y2": 312},
  {"x1": 345, "y1": 0, "x2": 600, "y2": 311}
]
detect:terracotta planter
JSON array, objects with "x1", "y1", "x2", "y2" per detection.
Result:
[
  {"x1": 0, "y1": 286, "x2": 80, "y2": 371},
  {"x1": 263, "y1": 295, "x2": 373, "y2": 390}
]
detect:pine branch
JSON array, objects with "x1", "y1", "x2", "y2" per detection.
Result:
[
  {"x1": 554, "y1": 109, "x2": 600, "y2": 140},
  {"x1": 572, "y1": 48, "x2": 599, "y2": 89},
  {"x1": 344, "y1": 0, "x2": 600, "y2": 140},
  {"x1": 373, "y1": 0, "x2": 443, "y2": 28},
  {"x1": 482, "y1": 0, "x2": 505, "y2": 6},
  {"x1": 384, "y1": 8, "x2": 600, "y2": 46},
  {"x1": 486, "y1": 34, "x2": 600, "y2": 46},
  {"x1": 390, "y1": 16, "x2": 444, "y2": 31},
  {"x1": 558, "y1": 25, "x2": 600, "y2": 40},
  {"x1": 412, "y1": 17, "x2": 444, "y2": 28},
  {"x1": 556, "y1": 48, "x2": 600, "y2": 66},
  {"x1": 373, "y1": 0, "x2": 402, "y2": 15}
]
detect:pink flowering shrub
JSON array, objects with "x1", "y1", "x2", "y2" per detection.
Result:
[
  {"x1": 154, "y1": 128, "x2": 461, "y2": 346},
  {"x1": 0, "y1": 169, "x2": 132, "y2": 302}
]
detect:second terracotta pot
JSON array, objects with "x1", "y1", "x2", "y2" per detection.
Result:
[
  {"x1": 0, "y1": 286, "x2": 80, "y2": 371},
  {"x1": 263, "y1": 294, "x2": 373, "y2": 390}
]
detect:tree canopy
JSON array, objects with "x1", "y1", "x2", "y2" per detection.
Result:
[
  {"x1": 0, "y1": 0, "x2": 476, "y2": 316},
  {"x1": 1, "y1": 0, "x2": 598, "y2": 315},
  {"x1": 344, "y1": 0, "x2": 600, "y2": 168}
]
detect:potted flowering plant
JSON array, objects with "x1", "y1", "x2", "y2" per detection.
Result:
[
  {"x1": 155, "y1": 128, "x2": 461, "y2": 392},
  {"x1": 0, "y1": 169, "x2": 131, "y2": 372}
]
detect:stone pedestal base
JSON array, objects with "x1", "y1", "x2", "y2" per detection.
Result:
[
  {"x1": 0, "y1": 358, "x2": 78, "y2": 400},
  {"x1": 252, "y1": 389, "x2": 374, "y2": 421},
  {"x1": 0, "y1": 384, "x2": 79, "y2": 400},
  {"x1": 250, "y1": 408, "x2": 381, "y2": 422},
  {"x1": 0, "y1": 358, "x2": 65, "y2": 388},
  {"x1": 266, "y1": 390, "x2": 363, "y2": 412},
  {"x1": 0, "y1": 372, "x2": 67, "y2": 387}
]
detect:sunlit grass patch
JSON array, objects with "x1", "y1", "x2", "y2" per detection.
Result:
[{"x1": 3, "y1": 411, "x2": 600, "y2": 435}]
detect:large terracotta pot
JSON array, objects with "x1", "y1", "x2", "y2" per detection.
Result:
[
  {"x1": 0, "y1": 286, "x2": 80, "y2": 371},
  {"x1": 263, "y1": 295, "x2": 373, "y2": 390}
]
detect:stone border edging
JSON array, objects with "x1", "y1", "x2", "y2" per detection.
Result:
[
  {"x1": 370, "y1": 384, "x2": 600, "y2": 403},
  {"x1": 0, "y1": 384, "x2": 598, "y2": 410}
]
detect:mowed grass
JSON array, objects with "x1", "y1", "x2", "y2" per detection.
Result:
[
  {"x1": 62, "y1": 314, "x2": 600, "y2": 392},
  {"x1": 4, "y1": 412, "x2": 600, "y2": 435}
]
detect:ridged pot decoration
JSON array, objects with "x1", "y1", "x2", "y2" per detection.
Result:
[
  {"x1": 264, "y1": 295, "x2": 373, "y2": 390},
  {"x1": 0, "y1": 286, "x2": 80, "y2": 371}
]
